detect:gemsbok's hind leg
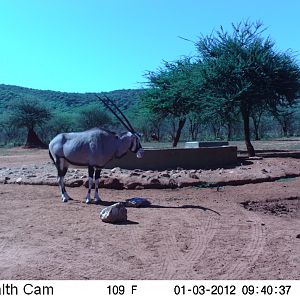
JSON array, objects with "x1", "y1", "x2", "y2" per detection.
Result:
[
  {"x1": 86, "y1": 166, "x2": 94, "y2": 204},
  {"x1": 94, "y1": 168, "x2": 102, "y2": 204},
  {"x1": 56, "y1": 157, "x2": 72, "y2": 202}
]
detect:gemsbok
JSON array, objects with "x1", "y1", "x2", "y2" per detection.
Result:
[{"x1": 48, "y1": 95, "x2": 144, "y2": 204}]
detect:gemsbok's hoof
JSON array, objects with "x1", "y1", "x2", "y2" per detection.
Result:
[
  {"x1": 85, "y1": 197, "x2": 92, "y2": 204},
  {"x1": 61, "y1": 193, "x2": 72, "y2": 203},
  {"x1": 94, "y1": 195, "x2": 101, "y2": 205}
]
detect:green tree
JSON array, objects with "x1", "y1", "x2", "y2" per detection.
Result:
[
  {"x1": 271, "y1": 106, "x2": 295, "y2": 137},
  {"x1": 75, "y1": 103, "x2": 113, "y2": 131},
  {"x1": 128, "y1": 105, "x2": 165, "y2": 142},
  {"x1": 187, "y1": 112, "x2": 203, "y2": 141},
  {"x1": 7, "y1": 97, "x2": 52, "y2": 148},
  {"x1": 40, "y1": 111, "x2": 77, "y2": 142},
  {"x1": 142, "y1": 58, "x2": 201, "y2": 147},
  {"x1": 196, "y1": 21, "x2": 300, "y2": 156}
]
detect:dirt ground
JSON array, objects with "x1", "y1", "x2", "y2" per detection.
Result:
[{"x1": 0, "y1": 148, "x2": 299, "y2": 280}]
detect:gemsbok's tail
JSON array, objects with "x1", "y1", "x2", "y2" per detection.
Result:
[{"x1": 49, "y1": 149, "x2": 55, "y2": 164}]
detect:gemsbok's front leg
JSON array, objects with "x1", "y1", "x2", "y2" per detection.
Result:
[
  {"x1": 86, "y1": 166, "x2": 94, "y2": 204},
  {"x1": 94, "y1": 168, "x2": 102, "y2": 204}
]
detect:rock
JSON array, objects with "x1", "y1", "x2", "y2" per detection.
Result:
[
  {"x1": 103, "y1": 177, "x2": 124, "y2": 189},
  {"x1": 68, "y1": 179, "x2": 84, "y2": 187},
  {"x1": 171, "y1": 174, "x2": 181, "y2": 179},
  {"x1": 125, "y1": 182, "x2": 140, "y2": 189},
  {"x1": 149, "y1": 177, "x2": 160, "y2": 184},
  {"x1": 15, "y1": 177, "x2": 23, "y2": 183},
  {"x1": 144, "y1": 177, "x2": 162, "y2": 188},
  {"x1": 47, "y1": 174, "x2": 56, "y2": 178},
  {"x1": 125, "y1": 197, "x2": 151, "y2": 208},
  {"x1": 134, "y1": 185, "x2": 144, "y2": 190},
  {"x1": 111, "y1": 167, "x2": 121, "y2": 173},
  {"x1": 189, "y1": 172, "x2": 199, "y2": 179},
  {"x1": 100, "y1": 202, "x2": 127, "y2": 223},
  {"x1": 159, "y1": 173, "x2": 170, "y2": 178},
  {"x1": 129, "y1": 172, "x2": 141, "y2": 176},
  {"x1": 169, "y1": 178, "x2": 178, "y2": 187},
  {"x1": 296, "y1": 234, "x2": 300, "y2": 239},
  {"x1": 144, "y1": 170, "x2": 154, "y2": 175}
]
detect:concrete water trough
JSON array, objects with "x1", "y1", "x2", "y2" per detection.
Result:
[
  {"x1": 106, "y1": 146, "x2": 238, "y2": 170},
  {"x1": 185, "y1": 141, "x2": 229, "y2": 148}
]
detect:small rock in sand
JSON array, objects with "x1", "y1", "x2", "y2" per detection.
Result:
[
  {"x1": 15, "y1": 177, "x2": 23, "y2": 183},
  {"x1": 100, "y1": 202, "x2": 127, "y2": 223},
  {"x1": 125, "y1": 197, "x2": 151, "y2": 208}
]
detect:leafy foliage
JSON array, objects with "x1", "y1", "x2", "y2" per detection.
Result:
[
  {"x1": 142, "y1": 58, "x2": 201, "y2": 117},
  {"x1": 7, "y1": 96, "x2": 52, "y2": 130},
  {"x1": 141, "y1": 58, "x2": 203, "y2": 146},
  {"x1": 0, "y1": 84, "x2": 144, "y2": 111},
  {"x1": 196, "y1": 20, "x2": 300, "y2": 155},
  {"x1": 75, "y1": 103, "x2": 113, "y2": 131},
  {"x1": 0, "y1": 84, "x2": 144, "y2": 146}
]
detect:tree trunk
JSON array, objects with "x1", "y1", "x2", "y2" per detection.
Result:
[
  {"x1": 282, "y1": 120, "x2": 289, "y2": 137},
  {"x1": 227, "y1": 122, "x2": 232, "y2": 141},
  {"x1": 254, "y1": 129, "x2": 260, "y2": 140},
  {"x1": 25, "y1": 127, "x2": 47, "y2": 148},
  {"x1": 172, "y1": 118, "x2": 186, "y2": 147},
  {"x1": 241, "y1": 107, "x2": 256, "y2": 157},
  {"x1": 189, "y1": 122, "x2": 197, "y2": 140},
  {"x1": 251, "y1": 115, "x2": 262, "y2": 141},
  {"x1": 188, "y1": 116, "x2": 200, "y2": 141}
]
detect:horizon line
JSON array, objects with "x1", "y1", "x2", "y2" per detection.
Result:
[{"x1": 0, "y1": 82, "x2": 145, "y2": 94}]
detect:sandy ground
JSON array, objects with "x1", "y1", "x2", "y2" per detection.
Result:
[{"x1": 0, "y1": 148, "x2": 299, "y2": 280}]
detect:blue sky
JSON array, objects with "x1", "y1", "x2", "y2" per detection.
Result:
[{"x1": 0, "y1": 0, "x2": 299, "y2": 93}]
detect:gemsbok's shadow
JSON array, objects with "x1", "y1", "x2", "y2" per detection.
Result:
[
  {"x1": 99, "y1": 200, "x2": 221, "y2": 216},
  {"x1": 113, "y1": 220, "x2": 139, "y2": 225}
]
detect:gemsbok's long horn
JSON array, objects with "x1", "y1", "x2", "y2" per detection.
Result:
[
  {"x1": 95, "y1": 94, "x2": 134, "y2": 133},
  {"x1": 103, "y1": 95, "x2": 135, "y2": 133}
]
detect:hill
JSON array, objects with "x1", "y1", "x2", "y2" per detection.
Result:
[{"x1": 0, "y1": 84, "x2": 144, "y2": 111}]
